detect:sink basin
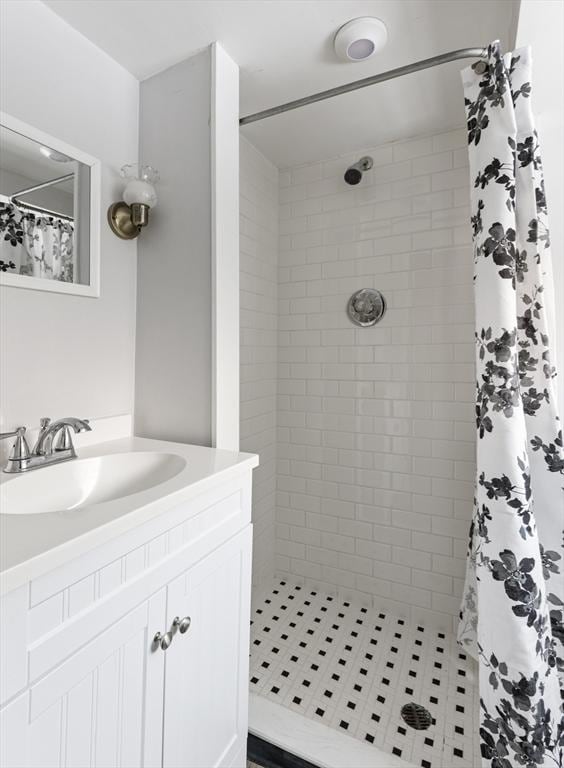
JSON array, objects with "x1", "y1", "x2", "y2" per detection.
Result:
[{"x1": 0, "y1": 451, "x2": 187, "y2": 514}]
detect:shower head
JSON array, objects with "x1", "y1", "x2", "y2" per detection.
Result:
[{"x1": 344, "y1": 156, "x2": 373, "y2": 185}]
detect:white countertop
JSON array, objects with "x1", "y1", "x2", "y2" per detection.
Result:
[{"x1": 0, "y1": 436, "x2": 258, "y2": 595}]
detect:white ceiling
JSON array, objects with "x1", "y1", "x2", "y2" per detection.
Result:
[
  {"x1": 0, "y1": 126, "x2": 75, "y2": 194},
  {"x1": 43, "y1": 0, "x2": 520, "y2": 167}
]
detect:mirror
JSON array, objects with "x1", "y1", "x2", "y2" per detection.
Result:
[{"x1": 0, "y1": 113, "x2": 100, "y2": 297}]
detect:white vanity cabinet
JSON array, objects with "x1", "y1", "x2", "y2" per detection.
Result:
[
  {"x1": 0, "y1": 461, "x2": 255, "y2": 768},
  {"x1": 162, "y1": 529, "x2": 251, "y2": 768},
  {"x1": 1, "y1": 590, "x2": 167, "y2": 768}
]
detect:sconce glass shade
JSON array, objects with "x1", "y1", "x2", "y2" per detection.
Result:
[
  {"x1": 108, "y1": 164, "x2": 160, "y2": 240},
  {"x1": 121, "y1": 164, "x2": 159, "y2": 208}
]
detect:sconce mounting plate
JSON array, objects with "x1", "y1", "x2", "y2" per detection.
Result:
[{"x1": 107, "y1": 201, "x2": 140, "y2": 240}]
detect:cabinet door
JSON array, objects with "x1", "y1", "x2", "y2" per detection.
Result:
[
  {"x1": 162, "y1": 526, "x2": 252, "y2": 768},
  {"x1": 0, "y1": 589, "x2": 166, "y2": 768}
]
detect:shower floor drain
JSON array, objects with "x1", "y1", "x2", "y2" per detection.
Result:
[{"x1": 400, "y1": 702, "x2": 433, "y2": 730}]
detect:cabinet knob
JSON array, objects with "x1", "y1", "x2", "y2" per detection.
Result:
[
  {"x1": 153, "y1": 631, "x2": 173, "y2": 651},
  {"x1": 173, "y1": 615, "x2": 191, "y2": 634}
]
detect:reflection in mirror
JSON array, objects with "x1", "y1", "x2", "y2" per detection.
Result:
[{"x1": 0, "y1": 124, "x2": 90, "y2": 285}]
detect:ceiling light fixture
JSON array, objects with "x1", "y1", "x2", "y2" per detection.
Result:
[
  {"x1": 39, "y1": 145, "x2": 71, "y2": 162},
  {"x1": 334, "y1": 17, "x2": 387, "y2": 62}
]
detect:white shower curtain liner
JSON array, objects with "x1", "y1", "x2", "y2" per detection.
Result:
[{"x1": 458, "y1": 42, "x2": 563, "y2": 767}]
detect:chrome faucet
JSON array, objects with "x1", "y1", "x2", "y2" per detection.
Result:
[{"x1": 1, "y1": 417, "x2": 91, "y2": 473}]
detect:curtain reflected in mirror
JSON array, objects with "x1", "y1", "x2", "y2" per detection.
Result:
[
  {"x1": 0, "y1": 202, "x2": 75, "y2": 281},
  {"x1": 0, "y1": 124, "x2": 90, "y2": 285}
]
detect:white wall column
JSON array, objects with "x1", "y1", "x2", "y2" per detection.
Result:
[
  {"x1": 136, "y1": 43, "x2": 240, "y2": 447},
  {"x1": 212, "y1": 43, "x2": 240, "y2": 451}
]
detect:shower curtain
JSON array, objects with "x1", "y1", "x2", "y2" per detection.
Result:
[
  {"x1": 0, "y1": 200, "x2": 75, "y2": 282},
  {"x1": 458, "y1": 42, "x2": 564, "y2": 767}
]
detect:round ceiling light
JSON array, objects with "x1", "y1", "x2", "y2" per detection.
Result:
[
  {"x1": 39, "y1": 145, "x2": 71, "y2": 163},
  {"x1": 334, "y1": 17, "x2": 387, "y2": 62}
]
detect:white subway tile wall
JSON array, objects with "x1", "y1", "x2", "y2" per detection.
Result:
[
  {"x1": 275, "y1": 129, "x2": 475, "y2": 632},
  {"x1": 240, "y1": 138, "x2": 279, "y2": 588}
]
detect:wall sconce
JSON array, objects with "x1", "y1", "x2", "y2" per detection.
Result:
[{"x1": 107, "y1": 164, "x2": 159, "y2": 239}]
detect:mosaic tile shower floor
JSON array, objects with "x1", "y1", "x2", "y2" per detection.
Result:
[{"x1": 249, "y1": 580, "x2": 480, "y2": 768}]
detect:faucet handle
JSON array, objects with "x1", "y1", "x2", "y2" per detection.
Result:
[
  {"x1": 10, "y1": 429, "x2": 31, "y2": 461},
  {"x1": 54, "y1": 426, "x2": 74, "y2": 452},
  {"x1": 0, "y1": 426, "x2": 27, "y2": 441},
  {"x1": 0, "y1": 427, "x2": 31, "y2": 464}
]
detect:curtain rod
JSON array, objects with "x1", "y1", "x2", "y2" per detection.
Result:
[
  {"x1": 11, "y1": 172, "x2": 74, "y2": 199},
  {"x1": 239, "y1": 47, "x2": 488, "y2": 126},
  {"x1": 9, "y1": 172, "x2": 75, "y2": 222},
  {"x1": 8, "y1": 199, "x2": 74, "y2": 222}
]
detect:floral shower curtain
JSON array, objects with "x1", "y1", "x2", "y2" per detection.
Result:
[
  {"x1": 458, "y1": 42, "x2": 564, "y2": 766},
  {"x1": 0, "y1": 201, "x2": 75, "y2": 282}
]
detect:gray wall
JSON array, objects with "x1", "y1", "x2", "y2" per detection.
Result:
[
  {"x1": 135, "y1": 49, "x2": 212, "y2": 445},
  {"x1": 0, "y1": 1, "x2": 138, "y2": 432}
]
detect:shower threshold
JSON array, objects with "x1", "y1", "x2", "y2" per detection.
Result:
[
  {"x1": 248, "y1": 579, "x2": 478, "y2": 768},
  {"x1": 249, "y1": 694, "x2": 413, "y2": 768},
  {"x1": 248, "y1": 731, "x2": 320, "y2": 768}
]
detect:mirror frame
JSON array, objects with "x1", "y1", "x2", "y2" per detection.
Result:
[{"x1": 0, "y1": 111, "x2": 101, "y2": 298}]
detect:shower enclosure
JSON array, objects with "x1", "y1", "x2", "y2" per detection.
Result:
[
  {"x1": 241, "y1": 121, "x2": 477, "y2": 768},
  {"x1": 239, "y1": 41, "x2": 562, "y2": 768}
]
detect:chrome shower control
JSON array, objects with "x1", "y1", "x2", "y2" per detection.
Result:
[
  {"x1": 347, "y1": 288, "x2": 386, "y2": 327},
  {"x1": 153, "y1": 631, "x2": 173, "y2": 650},
  {"x1": 173, "y1": 615, "x2": 191, "y2": 634}
]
